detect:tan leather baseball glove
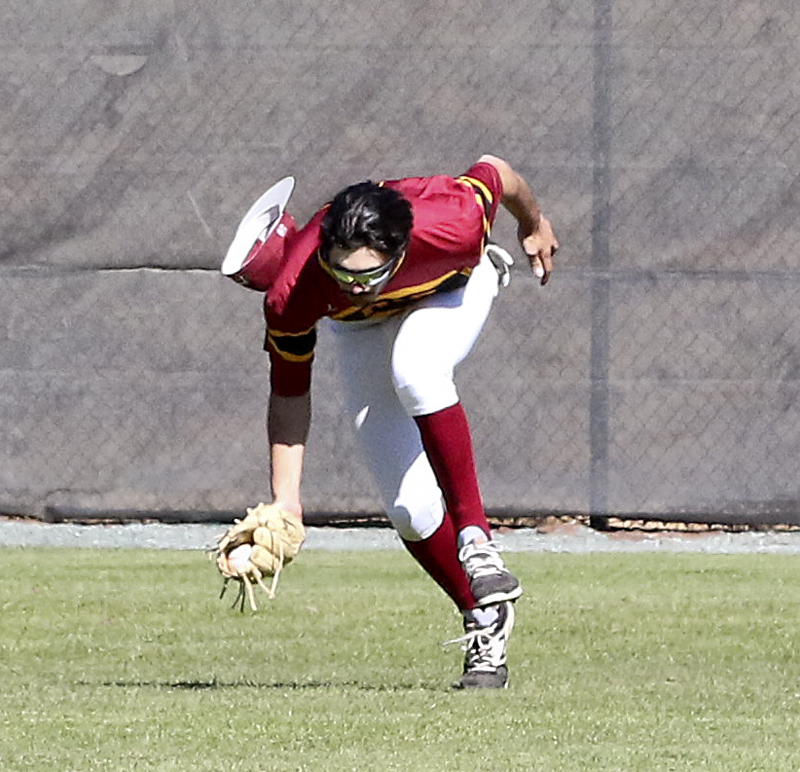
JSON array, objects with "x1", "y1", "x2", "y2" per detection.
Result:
[{"x1": 213, "y1": 503, "x2": 306, "y2": 610}]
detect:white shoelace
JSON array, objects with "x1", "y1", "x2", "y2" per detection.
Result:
[
  {"x1": 458, "y1": 540, "x2": 507, "y2": 579},
  {"x1": 443, "y1": 624, "x2": 508, "y2": 671}
]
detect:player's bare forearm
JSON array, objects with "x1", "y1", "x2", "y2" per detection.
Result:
[
  {"x1": 478, "y1": 154, "x2": 559, "y2": 285},
  {"x1": 480, "y1": 154, "x2": 542, "y2": 230},
  {"x1": 267, "y1": 391, "x2": 311, "y2": 519}
]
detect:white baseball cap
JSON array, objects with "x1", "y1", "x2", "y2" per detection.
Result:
[{"x1": 221, "y1": 176, "x2": 296, "y2": 291}]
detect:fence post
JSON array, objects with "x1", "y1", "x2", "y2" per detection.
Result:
[{"x1": 589, "y1": 0, "x2": 613, "y2": 529}]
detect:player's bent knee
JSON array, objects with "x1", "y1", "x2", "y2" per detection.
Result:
[
  {"x1": 393, "y1": 376, "x2": 458, "y2": 417},
  {"x1": 387, "y1": 503, "x2": 444, "y2": 542}
]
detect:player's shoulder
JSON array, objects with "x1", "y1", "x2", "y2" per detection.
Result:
[
  {"x1": 384, "y1": 161, "x2": 502, "y2": 202},
  {"x1": 265, "y1": 211, "x2": 327, "y2": 324},
  {"x1": 456, "y1": 160, "x2": 503, "y2": 198}
]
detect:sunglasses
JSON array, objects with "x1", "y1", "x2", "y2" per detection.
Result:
[{"x1": 324, "y1": 258, "x2": 397, "y2": 288}]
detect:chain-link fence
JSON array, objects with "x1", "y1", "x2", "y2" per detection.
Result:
[{"x1": 2, "y1": 0, "x2": 799, "y2": 525}]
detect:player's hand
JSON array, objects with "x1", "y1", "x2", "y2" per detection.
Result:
[
  {"x1": 519, "y1": 215, "x2": 558, "y2": 286},
  {"x1": 271, "y1": 499, "x2": 304, "y2": 526}
]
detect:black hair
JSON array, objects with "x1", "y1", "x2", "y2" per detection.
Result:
[{"x1": 320, "y1": 182, "x2": 413, "y2": 262}]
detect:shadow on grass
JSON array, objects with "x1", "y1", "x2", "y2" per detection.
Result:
[{"x1": 83, "y1": 679, "x2": 444, "y2": 692}]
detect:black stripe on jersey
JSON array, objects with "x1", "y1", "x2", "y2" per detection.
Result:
[
  {"x1": 264, "y1": 326, "x2": 317, "y2": 362},
  {"x1": 457, "y1": 175, "x2": 494, "y2": 237}
]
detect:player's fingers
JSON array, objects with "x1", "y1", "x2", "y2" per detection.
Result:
[
  {"x1": 539, "y1": 252, "x2": 553, "y2": 285},
  {"x1": 529, "y1": 252, "x2": 545, "y2": 282},
  {"x1": 538, "y1": 237, "x2": 558, "y2": 285}
]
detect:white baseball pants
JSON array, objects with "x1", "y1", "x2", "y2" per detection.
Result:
[{"x1": 329, "y1": 254, "x2": 500, "y2": 541}]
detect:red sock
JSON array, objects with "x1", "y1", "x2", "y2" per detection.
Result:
[
  {"x1": 402, "y1": 515, "x2": 476, "y2": 611},
  {"x1": 413, "y1": 403, "x2": 491, "y2": 538}
]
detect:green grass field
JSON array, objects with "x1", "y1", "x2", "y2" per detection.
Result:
[{"x1": 1, "y1": 546, "x2": 799, "y2": 771}]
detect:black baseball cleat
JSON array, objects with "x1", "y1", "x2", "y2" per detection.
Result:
[
  {"x1": 459, "y1": 540, "x2": 523, "y2": 606},
  {"x1": 448, "y1": 601, "x2": 515, "y2": 689}
]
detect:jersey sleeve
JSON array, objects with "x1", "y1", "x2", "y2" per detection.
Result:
[
  {"x1": 263, "y1": 287, "x2": 317, "y2": 396},
  {"x1": 260, "y1": 211, "x2": 328, "y2": 397},
  {"x1": 456, "y1": 161, "x2": 504, "y2": 229},
  {"x1": 264, "y1": 321, "x2": 316, "y2": 396}
]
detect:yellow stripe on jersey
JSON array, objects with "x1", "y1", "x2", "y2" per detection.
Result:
[
  {"x1": 378, "y1": 270, "x2": 467, "y2": 302},
  {"x1": 459, "y1": 175, "x2": 494, "y2": 208},
  {"x1": 266, "y1": 326, "x2": 317, "y2": 362},
  {"x1": 331, "y1": 269, "x2": 472, "y2": 323}
]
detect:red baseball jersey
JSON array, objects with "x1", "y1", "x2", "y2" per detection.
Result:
[{"x1": 264, "y1": 161, "x2": 503, "y2": 396}]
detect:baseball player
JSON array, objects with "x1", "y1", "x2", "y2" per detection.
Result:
[{"x1": 223, "y1": 154, "x2": 558, "y2": 688}]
